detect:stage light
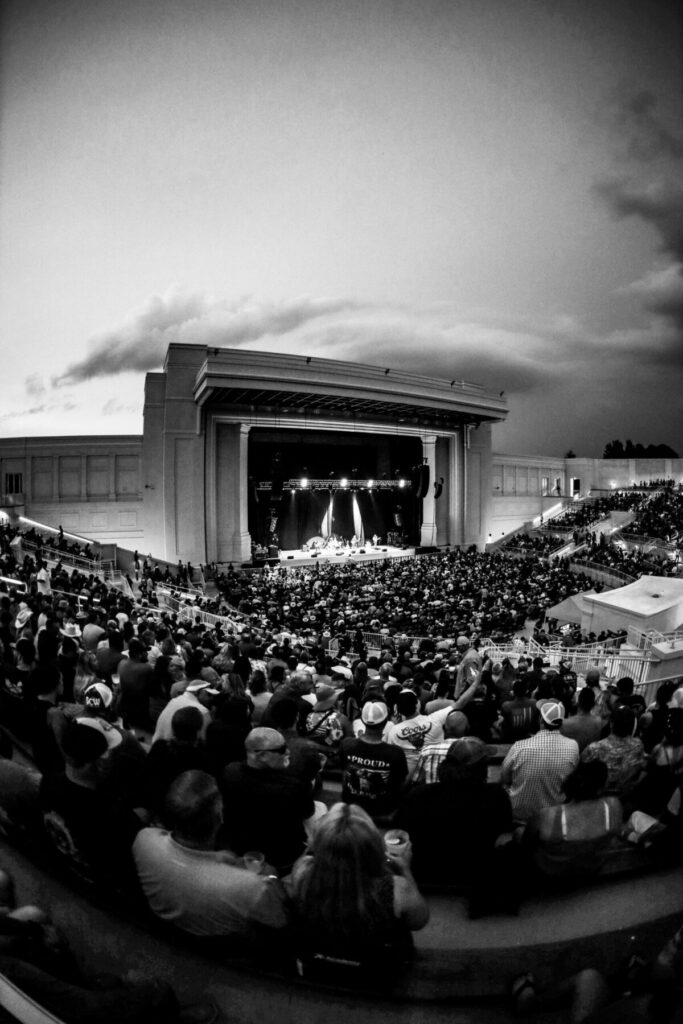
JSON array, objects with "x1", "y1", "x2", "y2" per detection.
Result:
[
  {"x1": 368, "y1": 479, "x2": 374, "y2": 488},
  {"x1": 300, "y1": 478, "x2": 308, "y2": 489},
  {"x1": 341, "y1": 478, "x2": 348, "y2": 488},
  {"x1": 398, "y1": 479, "x2": 405, "y2": 488}
]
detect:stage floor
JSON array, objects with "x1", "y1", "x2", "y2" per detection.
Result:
[{"x1": 278, "y1": 544, "x2": 415, "y2": 567}]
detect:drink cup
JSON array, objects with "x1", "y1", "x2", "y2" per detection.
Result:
[{"x1": 383, "y1": 829, "x2": 409, "y2": 854}]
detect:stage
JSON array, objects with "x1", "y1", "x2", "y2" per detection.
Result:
[{"x1": 277, "y1": 543, "x2": 415, "y2": 567}]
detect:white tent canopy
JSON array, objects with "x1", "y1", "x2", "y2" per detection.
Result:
[{"x1": 546, "y1": 591, "x2": 597, "y2": 626}]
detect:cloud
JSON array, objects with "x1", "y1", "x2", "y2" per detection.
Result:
[
  {"x1": 615, "y1": 89, "x2": 683, "y2": 163},
  {"x1": 594, "y1": 177, "x2": 683, "y2": 260},
  {"x1": 53, "y1": 289, "x2": 356, "y2": 386},
  {"x1": 24, "y1": 374, "x2": 45, "y2": 398},
  {"x1": 0, "y1": 404, "x2": 47, "y2": 422},
  {"x1": 102, "y1": 398, "x2": 140, "y2": 416},
  {"x1": 622, "y1": 262, "x2": 683, "y2": 331},
  {"x1": 47, "y1": 284, "x2": 683, "y2": 419}
]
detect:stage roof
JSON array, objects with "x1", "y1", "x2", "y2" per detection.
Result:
[{"x1": 188, "y1": 346, "x2": 508, "y2": 431}]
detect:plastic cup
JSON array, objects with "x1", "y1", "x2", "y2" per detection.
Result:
[
  {"x1": 383, "y1": 829, "x2": 409, "y2": 853},
  {"x1": 243, "y1": 851, "x2": 265, "y2": 874}
]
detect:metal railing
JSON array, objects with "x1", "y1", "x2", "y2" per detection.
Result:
[
  {"x1": 568, "y1": 559, "x2": 636, "y2": 588},
  {"x1": 19, "y1": 538, "x2": 105, "y2": 577},
  {"x1": 628, "y1": 626, "x2": 683, "y2": 650}
]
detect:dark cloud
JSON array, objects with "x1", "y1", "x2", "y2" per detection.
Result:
[
  {"x1": 53, "y1": 291, "x2": 356, "y2": 385},
  {"x1": 623, "y1": 263, "x2": 683, "y2": 333},
  {"x1": 617, "y1": 89, "x2": 683, "y2": 163},
  {"x1": 594, "y1": 177, "x2": 683, "y2": 260}
]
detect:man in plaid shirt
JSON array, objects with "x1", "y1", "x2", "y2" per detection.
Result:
[
  {"x1": 500, "y1": 700, "x2": 579, "y2": 824},
  {"x1": 412, "y1": 711, "x2": 470, "y2": 785}
]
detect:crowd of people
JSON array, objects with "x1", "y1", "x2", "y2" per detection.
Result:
[
  {"x1": 206, "y1": 547, "x2": 604, "y2": 645},
  {"x1": 0, "y1": 511, "x2": 682, "y2": 1017},
  {"x1": 1, "y1": 573, "x2": 682, "y2": 914},
  {"x1": 501, "y1": 532, "x2": 566, "y2": 556},
  {"x1": 628, "y1": 488, "x2": 683, "y2": 546},
  {"x1": 575, "y1": 538, "x2": 672, "y2": 579}
]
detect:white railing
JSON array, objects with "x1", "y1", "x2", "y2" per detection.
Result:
[
  {"x1": 155, "y1": 587, "x2": 247, "y2": 635},
  {"x1": 628, "y1": 626, "x2": 683, "y2": 650},
  {"x1": 19, "y1": 539, "x2": 103, "y2": 576},
  {"x1": 0, "y1": 575, "x2": 27, "y2": 594}
]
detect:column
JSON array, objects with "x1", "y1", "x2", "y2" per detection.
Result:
[
  {"x1": 108, "y1": 454, "x2": 116, "y2": 500},
  {"x1": 420, "y1": 434, "x2": 437, "y2": 547},
  {"x1": 445, "y1": 430, "x2": 466, "y2": 548},
  {"x1": 80, "y1": 456, "x2": 88, "y2": 500},
  {"x1": 214, "y1": 421, "x2": 252, "y2": 564},
  {"x1": 233, "y1": 423, "x2": 252, "y2": 562}
]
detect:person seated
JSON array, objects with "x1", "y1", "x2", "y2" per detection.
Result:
[
  {"x1": 39, "y1": 720, "x2": 142, "y2": 888},
  {"x1": 635, "y1": 707, "x2": 683, "y2": 817},
  {"x1": 221, "y1": 727, "x2": 315, "y2": 873},
  {"x1": 143, "y1": 706, "x2": 211, "y2": 820},
  {"x1": 386, "y1": 679, "x2": 478, "y2": 780},
  {"x1": 501, "y1": 701, "x2": 579, "y2": 825},
  {"x1": 133, "y1": 770, "x2": 288, "y2": 945},
  {"x1": 394, "y1": 737, "x2": 515, "y2": 912},
  {"x1": 500, "y1": 677, "x2": 540, "y2": 743},
  {"x1": 523, "y1": 760, "x2": 624, "y2": 885},
  {"x1": 411, "y1": 709, "x2": 469, "y2": 785},
  {"x1": 301, "y1": 682, "x2": 353, "y2": 766},
  {"x1": 639, "y1": 681, "x2": 677, "y2": 753},
  {"x1": 610, "y1": 676, "x2": 647, "y2": 720},
  {"x1": 339, "y1": 701, "x2": 408, "y2": 820},
  {"x1": 561, "y1": 685, "x2": 603, "y2": 752},
  {"x1": 269, "y1": 697, "x2": 325, "y2": 789},
  {"x1": 582, "y1": 706, "x2": 647, "y2": 811},
  {"x1": 288, "y1": 803, "x2": 428, "y2": 982}
]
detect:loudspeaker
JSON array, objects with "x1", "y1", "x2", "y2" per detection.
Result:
[
  {"x1": 266, "y1": 557, "x2": 279, "y2": 566},
  {"x1": 311, "y1": 553, "x2": 318, "y2": 558},
  {"x1": 287, "y1": 555, "x2": 294, "y2": 559},
  {"x1": 359, "y1": 549, "x2": 366, "y2": 553}
]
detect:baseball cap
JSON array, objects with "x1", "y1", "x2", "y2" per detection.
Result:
[
  {"x1": 361, "y1": 701, "x2": 389, "y2": 727},
  {"x1": 82, "y1": 682, "x2": 114, "y2": 713},
  {"x1": 539, "y1": 700, "x2": 565, "y2": 726},
  {"x1": 445, "y1": 736, "x2": 494, "y2": 768}
]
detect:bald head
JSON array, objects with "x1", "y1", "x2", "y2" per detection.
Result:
[
  {"x1": 245, "y1": 727, "x2": 290, "y2": 770},
  {"x1": 444, "y1": 710, "x2": 469, "y2": 738}
]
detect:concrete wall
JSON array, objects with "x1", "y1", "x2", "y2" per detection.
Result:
[
  {"x1": 0, "y1": 436, "x2": 143, "y2": 545},
  {"x1": 488, "y1": 454, "x2": 683, "y2": 540}
]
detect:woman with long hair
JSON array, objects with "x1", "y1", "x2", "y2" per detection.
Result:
[
  {"x1": 73, "y1": 649, "x2": 99, "y2": 703},
  {"x1": 289, "y1": 803, "x2": 428, "y2": 977}
]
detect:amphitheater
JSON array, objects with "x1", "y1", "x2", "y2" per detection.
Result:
[{"x1": 0, "y1": 345, "x2": 682, "y2": 1024}]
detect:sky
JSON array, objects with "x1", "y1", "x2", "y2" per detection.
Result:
[{"x1": 1, "y1": 0, "x2": 682, "y2": 457}]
